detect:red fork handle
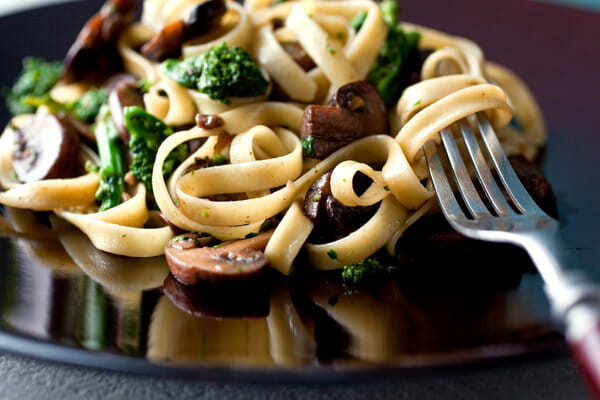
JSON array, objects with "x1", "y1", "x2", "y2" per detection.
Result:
[{"x1": 567, "y1": 305, "x2": 600, "y2": 399}]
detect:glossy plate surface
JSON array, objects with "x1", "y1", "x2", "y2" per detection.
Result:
[{"x1": 0, "y1": 0, "x2": 599, "y2": 382}]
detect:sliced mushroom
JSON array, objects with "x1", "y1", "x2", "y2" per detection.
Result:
[
  {"x1": 140, "y1": 20, "x2": 186, "y2": 61},
  {"x1": 183, "y1": 0, "x2": 227, "y2": 38},
  {"x1": 281, "y1": 41, "x2": 316, "y2": 72},
  {"x1": 108, "y1": 75, "x2": 145, "y2": 144},
  {"x1": 61, "y1": 0, "x2": 137, "y2": 84},
  {"x1": 141, "y1": 0, "x2": 226, "y2": 61},
  {"x1": 165, "y1": 230, "x2": 273, "y2": 285},
  {"x1": 13, "y1": 113, "x2": 81, "y2": 183},
  {"x1": 300, "y1": 81, "x2": 389, "y2": 158},
  {"x1": 303, "y1": 171, "x2": 377, "y2": 243}
]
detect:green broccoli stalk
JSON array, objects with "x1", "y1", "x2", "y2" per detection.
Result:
[
  {"x1": 123, "y1": 106, "x2": 187, "y2": 193},
  {"x1": 94, "y1": 105, "x2": 126, "y2": 211},
  {"x1": 341, "y1": 257, "x2": 396, "y2": 286},
  {"x1": 160, "y1": 43, "x2": 269, "y2": 105},
  {"x1": 367, "y1": 0, "x2": 420, "y2": 107},
  {"x1": 20, "y1": 87, "x2": 108, "y2": 124},
  {"x1": 5, "y1": 57, "x2": 62, "y2": 116}
]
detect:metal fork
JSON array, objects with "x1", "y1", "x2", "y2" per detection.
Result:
[{"x1": 423, "y1": 112, "x2": 600, "y2": 397}]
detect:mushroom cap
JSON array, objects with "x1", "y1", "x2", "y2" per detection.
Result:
[{"x1": 165, "y1": 231, "x2": 272, "y2": 286}]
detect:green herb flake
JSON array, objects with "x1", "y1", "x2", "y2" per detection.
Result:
[
  {"x1": 312, "y1": 193, "x2": 322, "y2": 202},
  {"x1": 413, "y1": 99, "x2": 421, "y2": 106},
  {"x1": 350, "y1": 11, "x2": 367, "y2": 32},
  {"x1": 341, "y1": 257, "x2": 396, "y2": 285},
  {"x1": 213, "y1": 154, "x2": 228, "y2": 165},
  {"x1": 328, "y1": 48, "x2": 336, "y2": 55},
  {"x1": 137, "y1": 78, "x2": 152, "y2": 93},
  {"x1": 121, "y1": 234, "x2": 127, "y2": 238},
  {"x1": 327, "y1": 250, "x2": 338, "y2": 260},
  {"x1": 201, "y1": 210, "x2": 208, "y2": 217},
  {"x1": 301, "y1": 136, "x2": 314, "y2": 157}
]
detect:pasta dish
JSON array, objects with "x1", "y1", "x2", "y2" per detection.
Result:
[{"x1": 0, "y1": 0, "x2": 547, "y2": 286}]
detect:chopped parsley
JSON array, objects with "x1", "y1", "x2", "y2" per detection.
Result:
[
  {"x1": 341, "y1": 257, "x2": 396, "y2": 285},
  {"x1": 350, "y1": 11, "x2": 367, "y2": 32},
  {"x1": 301, "y1": 136, "x2": 315, "y2": 157},
  {"x1": 327, "y1": 250, "x2": 338, "y2": 260}
]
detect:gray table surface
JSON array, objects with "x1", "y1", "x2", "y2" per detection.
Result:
[
  {"x1": 0, "y1": 1, "x2": 597, "y2": 399},
  {"x1": 0, "y1": 351, "x2": 592, "y2": 399}
]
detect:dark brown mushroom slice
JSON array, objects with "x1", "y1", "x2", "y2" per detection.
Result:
[
  {"x1": 108, "y1": 76, "x2": 145, "y2": 144},
  {"x1": 12, "y1": 113, "x2": 81, "y2": 183},
  {"x1": 303, "y1": 171, "x2": 378, "y2": 243},
  {"x1": 161, "y1": 273, "x2": 270, "y2": 318},
  {"x1": 141, "y1": 0, "x2": 227, "y2": 61},
  {"x1": 281, "y1": 41, "x2": 316, "y2": 72},
  {"x1": 183, "y1": 0, "x2": 227, "y2": 38},
  {"x1": 140, "y1": 20, "x2": 186, "y2": 61},
  {"x1": 61, "y1": 0, "x2": 137, "y2": 84},
  {"x1": 165, "y1": 230, "x2": 273, "y2": 286},
  {"x1": 300, "y1": 81, "x2": 389, "y2": 159}
]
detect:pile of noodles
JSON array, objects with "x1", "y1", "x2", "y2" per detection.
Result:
[{"x1": 0, "y1": 0, "x2": 546, "y2": 275}]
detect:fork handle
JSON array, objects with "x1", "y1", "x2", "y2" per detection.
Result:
[{"x1": 566, "y1": 302, "x2": 600, "y2": 398}]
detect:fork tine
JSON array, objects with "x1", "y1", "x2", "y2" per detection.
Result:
[
  {"x1": 423, "y1": 140, "x2": 465, "y2": 221},
  {"x1": 439, "y1": 128, "x2": 489, "y2": 218},
  {"x1": 475, "y1": 112, "x2": 543, "y2": 214},
  {"x1": 458, "y1": 120, "x2": 514, "y2": 216}
]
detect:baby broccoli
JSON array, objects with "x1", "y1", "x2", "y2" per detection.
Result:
[
  {"x1": 70, "y1": 88, "x2": 108, "y2": 123},
  {"x1": 123, "y1": 106, "x2": 187, "y2": 193},
  {"x1": 5, "y1": 57, "x2": 62, "y2": 116},
  {"x1": 161, "y1": 43, "x2": 269, "y2": 105},
  {"x1": 341, "y1": 257, "x2": 396, "y2": 286},
  {"x1": 94, "y1": 105, "x2": 126, "y2": 211},
  {"x1": 367, "y1": 0, "x2": 420, "y2": 107}
]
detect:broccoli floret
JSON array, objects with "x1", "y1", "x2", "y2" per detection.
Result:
[
  {"x1": 367, "y1": 2, "x2": 420, "y2": 107},
  {"x1": 94, "y1": 105, "x2": 126, "y2": 211},
  {"x1": 161, "y1": 43, "x2": 269, "y2": 105},
  {"x1": 350, "y1": 11, "x2": 367, "y2": 32},
  {"x1": 5, "y1": 57, "x2": 62, "y2": 116},
  {"x1": 341, "y1": 257, "x2": 396, "y2": 286},
  {"x1": 124, "y1": 106, "x2": 187, "y2": 193},
  {"x1": 69, "y1": 88, "x2": 108, "y2": 123},
  {"x1": 379, "y1": 0, "x2": 400, "y2": 27}
]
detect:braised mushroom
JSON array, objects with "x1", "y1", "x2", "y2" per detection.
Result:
[
  {"x1": 303, "y1": 171, "x2": 378, "y2": 243},
  {"x1": 300, "y1": 81, "x2": 389, "y2": 158},
  {"x1": 108, "y1": 75, "x2": 145, "y2": 144},
  {"x1": 281, "y1": 41, "x2": 316, "y2": 72},
  {"x1": 165, "y1": 230, "x2": 273, "y2": 285},
  {"x1": 61, "y1": 0, "x2": 137, "y2": 84},
  {"x1": 13, "y1": 113, "x2": 81, "y2": 183},
  {"x1": 141, "y1": 0, "x2": 227, "y2": 61}
]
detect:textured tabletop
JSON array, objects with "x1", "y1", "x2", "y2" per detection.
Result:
[{"x1": 0, "y1": 351, "x2": 591, "y2": 400}]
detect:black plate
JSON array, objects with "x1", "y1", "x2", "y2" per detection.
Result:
[{"x1": 1, "y1": 0, "x2": 599, "y2": 383}]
